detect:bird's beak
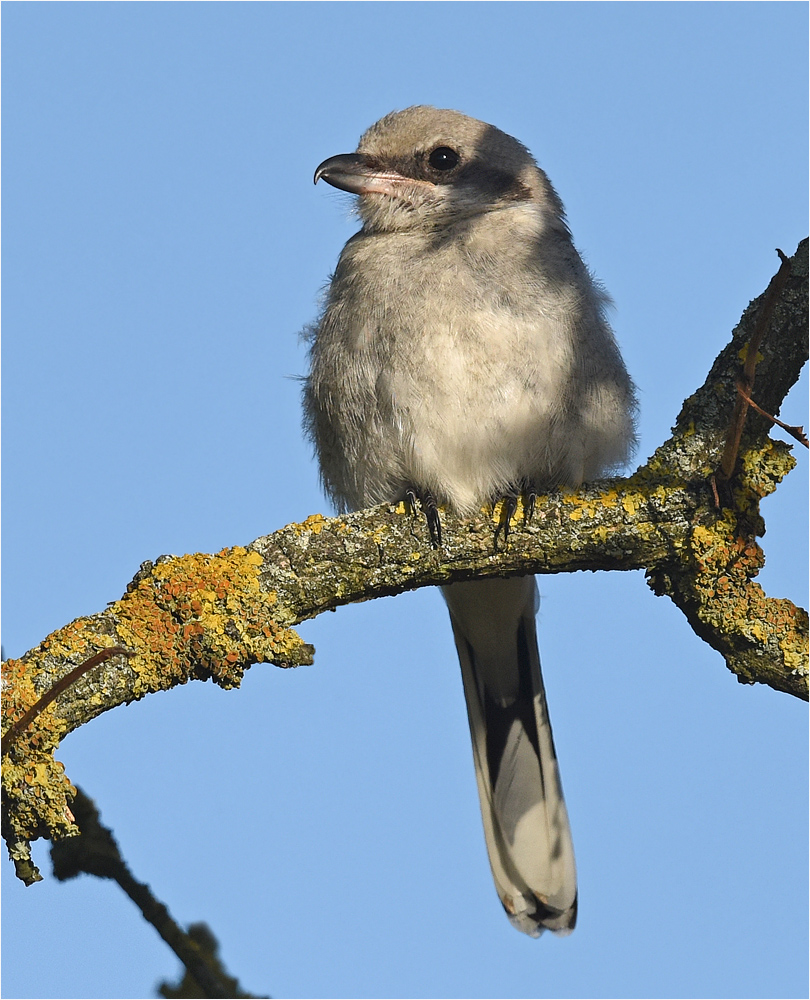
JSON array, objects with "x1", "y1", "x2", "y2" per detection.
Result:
[{"x1": 314, "y1": 153, "x2": 420, "y2": 197}]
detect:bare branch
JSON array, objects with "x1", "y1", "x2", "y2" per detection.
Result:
[
  {"x1": 735, "y1": 382, "x2": 808, "y2": 447},
  {"x1": 51, "y1": 788, "x2": 267, "y2": 999}
]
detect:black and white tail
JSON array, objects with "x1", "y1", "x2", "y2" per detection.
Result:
[{"x1": 443, "y1": 576, "x2": 577, "y2": 936}]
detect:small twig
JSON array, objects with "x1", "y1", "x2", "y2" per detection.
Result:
[
  {"x1": 158, "y1": 923, "x2": 266, "y2": 999},
  {"x1": 1, "y1": 647, "x2": 133, "y2": 755},
  {"x1": 709, "y1": 474, "x2": 722, "y2": 510},
  {"x1": 718, "y1": 248, "x2": 792, "y2": 479},
  {"x1": 51, "y1": 788, "x2": 266, "y2": 999},
  {"x1": 735, "y1": 382, "x2": 809, "y2": 447}
]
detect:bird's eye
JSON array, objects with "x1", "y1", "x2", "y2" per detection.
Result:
[{"x1": 428, "y1": 146, "x2": 460, "y2": 171}]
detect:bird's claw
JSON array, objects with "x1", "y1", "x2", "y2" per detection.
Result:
[
  {"x1": 494, "y1": 486, "x2": 536, "y2": 550},
  {"x1": 405, "y1": 488, "x2": 443, "y2": 548}
]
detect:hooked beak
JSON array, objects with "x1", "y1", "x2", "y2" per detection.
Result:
[{"x1": 314, "y1": 153, "x2": 428, "y2": 197}]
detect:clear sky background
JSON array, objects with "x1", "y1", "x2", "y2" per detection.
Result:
[{"x1": 2, "y1": 4, "x2": 807, "y2": 999}]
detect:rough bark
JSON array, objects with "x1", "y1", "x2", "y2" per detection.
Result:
[{"x1": 3, "y1": 240, "x2": 807, "y2": 884}]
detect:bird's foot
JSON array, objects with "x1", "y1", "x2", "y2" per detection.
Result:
[
  {"x1": 493, "y1": 484, "x2": 537, "y2": 550},
  {"x1": 493, "y1": 494, "x2": 518, "y2": 550},
  {"x1": 405, "y1": 488, "x2": 443, "y2": 548}
]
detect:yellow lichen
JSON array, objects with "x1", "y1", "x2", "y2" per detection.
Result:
[
  {"x1": 300, "y1": 513, "x2": 328, "y2": 534},
  {"x1": 621, "y1": 493, "x2": 642, "y2": 516},
  {"x1": 738, "y1": 344, "x2": 764, "y2": 365}
]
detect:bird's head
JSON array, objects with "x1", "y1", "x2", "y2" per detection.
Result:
[{"x1": 314, "y1": 106, "x2": 560, "y2": 234}]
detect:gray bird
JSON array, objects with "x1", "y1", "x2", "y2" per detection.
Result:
[{"x1": 304, "y1": 106, "x2": 636, "y2": 936}]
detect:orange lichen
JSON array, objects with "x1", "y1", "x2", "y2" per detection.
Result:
[{"x1": 111, "y1": 547, "x2": 309, "y2": 696}]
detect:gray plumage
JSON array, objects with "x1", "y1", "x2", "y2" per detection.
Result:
[{"x1": 304, "y1": 106, "x2": 636, "y2": 936}]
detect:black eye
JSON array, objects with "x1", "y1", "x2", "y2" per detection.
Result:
[{"x1": 428, "y1": 146, "x2": 460, "y2": 171}]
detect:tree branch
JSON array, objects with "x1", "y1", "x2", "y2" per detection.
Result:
[
  {"x1": 3, "y1": 240, "x2": 807, "y2": 882},
  {"x1": 51, "y1": 788, "x2": 267, "y2": 999}
]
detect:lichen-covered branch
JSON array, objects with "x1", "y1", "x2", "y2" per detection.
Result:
[{"x1": 3, "y1": 240, "x2": 807, "y2": 882}]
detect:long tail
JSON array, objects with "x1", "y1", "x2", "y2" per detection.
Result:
[{"x1": 443, "y1": 576, "x2": 577, "y2": 937}]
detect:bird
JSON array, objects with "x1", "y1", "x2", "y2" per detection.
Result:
[{"x1": 304, "y1": 106, "x2": 636, "y2": 936}]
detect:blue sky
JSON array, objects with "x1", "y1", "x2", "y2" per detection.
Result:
[{"x1": 2, "y1": 4, "x2": 807, "y2": 999}]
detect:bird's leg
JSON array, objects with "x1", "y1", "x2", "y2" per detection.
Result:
[{"x1": 405, "y1": 487, "x2": 443, "y2": 548}]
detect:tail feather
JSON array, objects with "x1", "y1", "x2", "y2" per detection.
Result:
[{"x1": 443, "y1": 576, "x2": 577, "y2": 937}]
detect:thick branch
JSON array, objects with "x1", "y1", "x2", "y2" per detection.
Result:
[{"x1": 3, "y1": 240, "x2": 807, "y2": 880}]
